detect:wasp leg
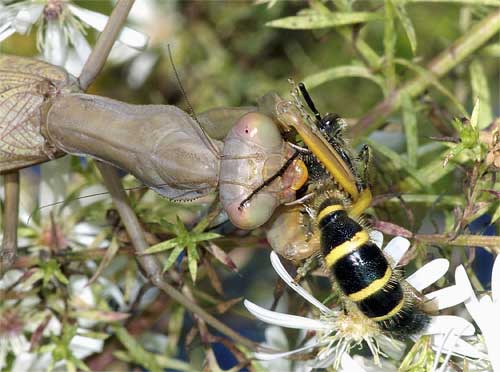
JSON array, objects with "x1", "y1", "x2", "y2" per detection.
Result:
[
  {"x1": 349, "y1": 145, "x2": 372, "y2": 217},
  {"x1": 238, "y1": 150, "x2": 301, "y2": 210},
  {"x1": 1, "y1": 171, "x2": 20, "y2": 274}
]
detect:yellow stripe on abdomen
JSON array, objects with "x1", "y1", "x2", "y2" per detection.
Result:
[
  {"x1": 324, "y1": 230, "x2": 369, "y2": 268},
  {"x1": 370, "y1": 296, "x2": 406, "y2": 322},
  {"x1": 347, "y1": 265, "x2": 392, "y2": 302}
]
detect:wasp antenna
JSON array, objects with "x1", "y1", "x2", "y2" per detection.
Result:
[{"x1": 298, "y1": 82, "x2": 322, "y2": 122}]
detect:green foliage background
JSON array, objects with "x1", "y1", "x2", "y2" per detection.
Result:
[{"x1": 0, "y1": 1, "x2": 499, "y2": 371}]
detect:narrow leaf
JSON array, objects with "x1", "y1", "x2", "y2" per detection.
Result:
[
  {"x1": 187, "y1": 242, "x2": 198, "y2": 282},
  {"x1": 396, "y1": 58, "x2": 468, "y2": 117},
  {"x1": 72, "y1": 310, "x2": 130, "y2": 322},
  {"x1": 113, "y1": 326, "x2": 163, "y2": 372},
  {"x1": 401, "y1": 92, "x2": 418, "y2": 168},
  {"x1": 491, "y1": 203, "x2": 500, "y2": 224},
  {"x1": 470, "y1": 98, "x2": 480, "y2": 129},
  {"x1": 303, "y1": 65, "x2": 386, "y2": 94},
  {"x1": 393, "y1": 1, "x2": 417, "y2": 54},
  {"x1": 266, "y1": 12, "x2": 381, "y2": 30},
  {"x1": 162, "y1": 245, "x2": 184, "y2": 272},
  {"x1": 205, "y1": 258, "x2": 224, "y2": 295},
  {"x1": 143, "y1": 238, "x2": 179, "y2": 254},
  {"x1": 205, "y1": 242, "x2": 238, "y2": 272},
  {"x1": 469, "y1": 59, "x2": 493, "y2": 129},
  {"x1": 408, "y1": 0, "x2": 500, "y2": 5},
  {"x1": 384, "y1": 0, "x2": 397, "y2": 89},
  {"x1": 193, "y1": 232, "x2": 222, "y2": 242},
  {"x1": 87, "y1": 235, "x2": 119, "y2": 286},
  {"x1": 216, "y1": 297, "x2": 242, "y2": 314}
]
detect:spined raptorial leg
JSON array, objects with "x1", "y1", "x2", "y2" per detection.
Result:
[{"x1": 1, "y1": 171, "x2": 20, "y2": 273}]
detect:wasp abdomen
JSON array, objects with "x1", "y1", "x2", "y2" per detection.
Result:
[{"x1": 318, "y1": 202, "x2": 428, "y2": 336}]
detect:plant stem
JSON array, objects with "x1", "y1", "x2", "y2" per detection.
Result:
[
  {"x1": 79, "y1": 0, "x2": 135, "y2": 90},
  {"x1": 352, "y1": 9, "x2": 500, "y2": 139},
  {"x1": 0, "y1": 171, "x2": 19, "y2": 274},
  {"x1": 415, "y1": 234, "x2": 500, "y2": 252}
]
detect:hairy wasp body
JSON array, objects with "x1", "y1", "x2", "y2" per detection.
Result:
[{"x1": 317, "y1": 200, "x2": 428, "y2": 336}]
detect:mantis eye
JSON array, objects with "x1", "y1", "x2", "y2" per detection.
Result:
[{"x1": 231, "y1": 112, "x2": 282, "y2": 149}]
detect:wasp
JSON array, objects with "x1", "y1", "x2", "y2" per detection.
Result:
[{"x1": 260, "y1": 83, "x2": 429, "y2": 336}]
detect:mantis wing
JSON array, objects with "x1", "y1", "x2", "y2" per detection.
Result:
[{"x1": 0, "y1": 55, "x2": 78, "y2": 173}]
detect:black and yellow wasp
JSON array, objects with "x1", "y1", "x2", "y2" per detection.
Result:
[{"x1": 266, "y1": 83, "x2": 429, "y2": 337}]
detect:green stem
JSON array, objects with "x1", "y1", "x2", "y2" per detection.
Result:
[
  {"x1": 352, "y1": 9, "x2": 500, "y2": 139},
  {"x1": 415, "y1": 234, "x2": 500, "y2": 252}
]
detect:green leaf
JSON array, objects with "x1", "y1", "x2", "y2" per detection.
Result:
[
  {"x1": 144, "y1": 238, "x2": 179, "y2": 254},
  {"x1": 303, "y1": 65, "x2": 386, "y2": 94},
  {"x1": 364, "y1": 138, "x2": 427, "y2": 191},
  {"x1": 470, "y1": 98, "x2": 480, "y2": 129},
  {"x1": 393, "y1": 0, "x2": 417, "y2": 54},
  {"x1": 331, "y1": 0, "x2": 351, "y2": 11},
  {"x1": 87, "y1": 235, "x2": 119, "y2": 286},
  {"x1": 401, "y1": 92, "x2": 418, "y2": 168},
  {"x1": 113, "y1": 326, "x2": 163, "y2": 372},
  {"x1": 162, "y1": 245, "x2": 185, "y2": 272},
  {"x1": 469, "y1": 59, "x2": 493, "y2": 129},
  {"x1": 384, "y1": 0, "x2": 397, "y2": 89},
  {"x1": 187, "y1": 242, "x2": 198, "y2": 282},
  {"x1": 396, "y1": 58, "x2": 468, "y2": 117},
  {"x1": 266, "y1": 12, "x2": 381, "y2": 30},
  {"x1": 491, "y1": 202, "x2": 500, "y2": 224},
  {"x1": 407, "y1": 0, "x2": 500, "y2": 5},
  {"x1": 193, "y1": 232, "x2": 222, "y2": 242},
  {"x1": 481, "y1": 43, "x2": 500, "y2": 57}
]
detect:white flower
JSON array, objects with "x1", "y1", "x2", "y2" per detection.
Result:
[
  {"x1": 244, "y1": 233, "x2": 480, "y2": 369},
  {"x1": 455, "y1": 255, "x2": 500, "y2": 371},
  {"x1": 18, "y1": 158, "x2": 108, "y2": 253},
  {"x1": 0, "y1": 0, "x2": 148, "y2": 74}
]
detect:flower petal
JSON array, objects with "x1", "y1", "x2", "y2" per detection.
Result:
[
  {"x1": 254, "y1": 340, "x2": 321, "y2": 361},
  {"x1": 431, "y1": 334, "x2": 484, "y2": 359},
  {"x1": 68, "y1": 4, "x2": 148, "y2": 49},
  {"x1": 339, "y1": 354, "x2": 367, "y2": 372},
  {"x1": 14, "y1": 4, "x2": 43, "y2": 34},
  {"x1": 369, "y1": 230, "x2": 383, "y2": 249},
  {"x1": 424, "y1": 284, "x2": 469, "y2": 310},
  {"x1": 43, "y1": 20, "x2": 68, "y2": 66},
  {"x1": 492, "y1": 255, "x2": 500, "y2": 303},
  {"x1": 270, "y1": 251, "x2": 331, "y2": 314},
  {"x1": 383, "y1": 236, "x2": 410, "y2": 267},
  {"x1": 423, "y1": 315, "x2": 475, "y2": 337},
  {"x1": 0, "y1": 26, "x2": 15, "y2": 42},
  {"x1": 67, "y1": 25, "x2": 91, "y2": 63},
  {"x1": 406, "y1": 258, "x2": 449, "y2": 291},
  {"x1": 244, "y1": 299, "x2": 330, "y2": 330}
]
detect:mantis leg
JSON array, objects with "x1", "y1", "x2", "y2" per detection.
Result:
[
  {"x1": 1, "y1": 171, "x2": 20, "y2": 273},
  {"x1": 97, "y1": 161, "x2": 255, "y2": 348}
]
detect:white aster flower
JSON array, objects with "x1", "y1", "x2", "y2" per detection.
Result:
[
  {"x1": 18, "y1": 158, "x2": 108, "y2": 253},
  {"x1": 0, "y1": 0, "x2": 148, "y2": 75},
  {"x1": 455, "y1": 254, "x2": 500, "y2": 371},
  {"x1": 244, "y1": 233, "x2": 480, "y2": 369}
]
